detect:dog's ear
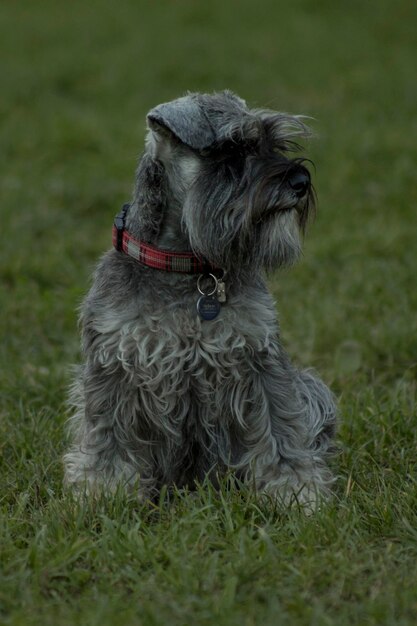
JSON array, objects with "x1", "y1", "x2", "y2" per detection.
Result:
[
  {"x1": 147, "y1": 95, "x2": 215, "y2": 152},
  {"x1": 128, "y1": 153, "x2": 167, "y2": 243},
  {"x1": 146, "y1": 90, "x2": 249, "y2": 153}
]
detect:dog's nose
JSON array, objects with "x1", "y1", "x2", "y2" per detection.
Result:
[{"x1": 288, "y1": 171, "x2": 310, "y2": 197}]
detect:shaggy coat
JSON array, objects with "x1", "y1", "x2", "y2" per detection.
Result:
[{"x1": 64, "y1": 91, "x2": 337, "y2": 508}]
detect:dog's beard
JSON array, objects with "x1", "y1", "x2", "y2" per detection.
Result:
[
  {"x1": 256, "y1": 208, "x2": 302, "y2": 269},
  {"x1": 184, "y1": 198, "x2": 303, "y2": 271},
  {"x1": 181, "y1": 156, "x2": 311, "y2": 271}
]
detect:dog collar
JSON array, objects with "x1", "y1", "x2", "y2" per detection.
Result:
[{"x1": 112, "y1": 204, "x2": 214, "y2": 274}]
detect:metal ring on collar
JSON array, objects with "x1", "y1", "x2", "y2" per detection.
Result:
[{"x1": 197, "y1": 273, "x2": 218, "y2": 296}]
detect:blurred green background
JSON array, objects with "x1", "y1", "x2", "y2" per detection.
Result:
[
  {"x1": 1, "y1": 0, "x2": 416, "y2": 388},
  {"x1": 1, "y1": 1, "x2": 417, "y2": 624}
]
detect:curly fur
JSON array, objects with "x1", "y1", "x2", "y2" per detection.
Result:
[{"x1": 64, "y1": 91, "x2": 337, "y2": 510}]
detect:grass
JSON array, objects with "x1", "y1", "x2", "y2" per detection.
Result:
[{"x1": 1, "y1": 0, "x2": 417, "y2": 624}]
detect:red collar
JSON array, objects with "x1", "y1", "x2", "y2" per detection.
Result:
[{"x1": 112, "y1": 204, "x2": 214, "y2": 274}]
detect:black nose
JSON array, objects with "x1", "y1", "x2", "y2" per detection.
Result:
[{"x1": 288, "y1": 171, "x2": 310, "y2": 198}]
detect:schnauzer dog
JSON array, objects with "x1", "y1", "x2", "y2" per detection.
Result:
[{"x1": 64, "y1": 90, "x2": 336, "y2": 509}]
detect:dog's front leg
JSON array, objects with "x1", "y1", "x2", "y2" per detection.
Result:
[
  {"x1": 63, "y1": 360, "x2": 159, "y2": 499},
  {"x1": 232, "y1": 344, "x2": 335, "y2": 510}
]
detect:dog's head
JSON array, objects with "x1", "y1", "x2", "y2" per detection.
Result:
[{"x1": 130, "y1": 90, "x2": 315, "y2": 270}]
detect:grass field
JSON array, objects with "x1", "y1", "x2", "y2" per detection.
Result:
[{"x1": 1, "y1": 1, "x2": 417, "y2": 624}]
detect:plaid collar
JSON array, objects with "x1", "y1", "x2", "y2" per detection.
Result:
[{"x1": 112, "y1": 204, "x2": 214, "y2": 274}]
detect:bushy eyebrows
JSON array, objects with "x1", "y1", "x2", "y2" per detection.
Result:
[
  {"x1": 196, "y1": 121, "x2": 308, "y2": 162},
  {"x1": 261, "y1": 114, "x2": 311, "y2": 152}
]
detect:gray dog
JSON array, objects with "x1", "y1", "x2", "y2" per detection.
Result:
[{"x1": 64, "y1": 90, "x2": 336, "y2": 509}]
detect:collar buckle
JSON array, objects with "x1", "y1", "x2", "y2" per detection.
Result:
[{"x1": 113, "y1": 203, "x2": 130, "y2": 251}]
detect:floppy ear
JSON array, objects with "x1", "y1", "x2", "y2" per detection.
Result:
[
  {"x1": 147, "y1": 90, "x2": 250, "y2": 153},
  {"x1": 147, "y1": 95, "x2": 216, "y2": 151},
  {"x1": 127, "y1": 153, "x2": 167, "y2": 243}
]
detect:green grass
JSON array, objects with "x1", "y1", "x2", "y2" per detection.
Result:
[{"x1": 1, "y1": 0, "x2": 417, "y2": 624}]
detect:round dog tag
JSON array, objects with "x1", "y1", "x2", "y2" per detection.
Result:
[{"x1": 197, "y1": 295, "x2": 221, "y2": 321}]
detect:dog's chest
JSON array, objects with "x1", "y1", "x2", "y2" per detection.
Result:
[
  {"x1": 88, "y1": 287, "x2": 280, "y2": 437},
  {"x1": 95, "y1": 295, "x2": 276, "y2": 396}
]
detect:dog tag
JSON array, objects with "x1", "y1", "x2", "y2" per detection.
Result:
[
  {"x1": 217, "y1": 280, "x2": 227, "y2": 303},
  {"x1": 197, "y1": 295, "x2": 221, "y2": 321}
]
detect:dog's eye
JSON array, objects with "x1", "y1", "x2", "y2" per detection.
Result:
[
  {"x1": 225, "y1": 139, "x2": 259, "y2": 156},
  {"x1": 212, "y1": 141, "x2": 244, "y2": 159},
  {"x1": 223, "y1": 143, "x2": 247, "y2": 160},
  {"x1": 201, "y1": 140, "x2": 254, "y2": 160}
]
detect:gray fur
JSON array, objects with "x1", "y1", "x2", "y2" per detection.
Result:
[
  {"x1": 147, "y1": 90, "x2": 248, "y2": 150},
  {"x1": 64, "y1": 90, "x2": 337, "y2": 511}
]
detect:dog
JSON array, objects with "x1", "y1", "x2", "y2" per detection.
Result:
[{"x1": 64, "y1": 90, "x2": 337, "y2": 510}]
